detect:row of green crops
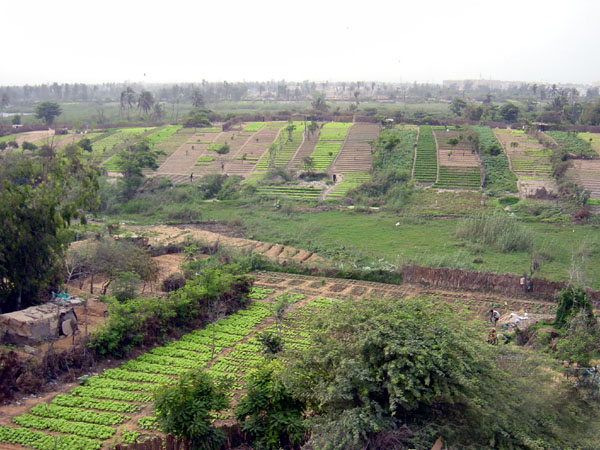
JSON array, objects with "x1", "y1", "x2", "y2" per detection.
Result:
[
  {"x1": 546, "y1": 131, "x2": 596, "y2": 158},
  {"x1": 318, "y1": 122, "x2": 352, "y2": 141},
  {"x1": 0, "y1": 300, "x2": 279, "y2": 448},
  {"x1": 472, "y1": 126, "x2": 518, "y2": 194},
  {"x1": 327, "y1": 172, "x2": 370, "y2": 199},
  {"x1": 255, "y1": 122, "x2": 305, "y2": 171},
  {"x1": 196, "y1": 127, "x2": 221, "y2": 133},
  {"x1": 433, "y1": 166, "x2": 481, "y2": 190},
  {"x1": 413, "y1": 125, "x2": 437, "y2": 182},
  {"x1": 310, "y1": 141, "x2": 343, "y2": 170},
  {"x1": 94, "y1": 127, "x2": 155, "y2": 156},
  {"x1": 145, "y1": 125, "x2": 182, "y2": 146},
  {"x1": 195, "y1": 156, "x2": 215, "y2": 166},
  {"x1": 242, "y1": 122, "x2": 265, "y2": 132},
  {"x1": 256, "y1": 185, "x2": 323, "y2": 200}
]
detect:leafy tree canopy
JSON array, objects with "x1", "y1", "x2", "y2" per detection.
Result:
[
  {"x1": 0, "y1": 143, "x2": 99, "y2": 311},
  {"x1": 35, "y1": 101, "x2": 62, "y2": 126},
  {"x1": 284, "y1": 297, "x2": 600, "y2": 449}
]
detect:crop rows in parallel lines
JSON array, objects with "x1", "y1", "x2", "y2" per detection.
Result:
[
  {"x1": 256, "y1": 186, "x2": 323, "y2": 200},
  {"x1": 433, "y1": 166, "x2": 481, "y2": 189},
  {"x1": 0, "y1": 301, "x2": 275, "y2": 449},
  {"x1": 261, "y1": 297, "x2": 338, "y2": 354},
  {"x1": 326, "y1": 172, "x2": 371, "y2": 199},
  {"x1": 413, "y1": 125, "x2": 437, "y2": 182},
  {"x1": 255, "y1": 122, "x2": 306, "y2": 171},
  {"x1": 306, "y1": 122, "x2": 352, "y2": 171}
]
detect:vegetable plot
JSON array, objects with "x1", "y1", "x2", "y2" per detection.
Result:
[{"x1": 413, "y1": 125, "x2": 437, "y2": 182}]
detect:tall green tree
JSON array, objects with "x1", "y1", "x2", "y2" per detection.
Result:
[
  {"x1": 35, "y1": 101, "x2": 62, "y2": 126},
  {"x1": 192, "y1": 89, "x2": 205, "y2": 108},
  {"x1": 0, "y1": 144, "x2": 99, "y2": 311},
  {"x1": 450, "y1": 97, "x2": 467, "y2": 116},
  {"x1": 137, "y1": 90, "x2": 155, "y2": 117},
  {"x1": 115, "y1": 139, "x2": 163, "y2": 198}
]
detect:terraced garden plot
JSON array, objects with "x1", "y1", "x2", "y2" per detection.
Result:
[
  {"x1": 332, "y1": 123, "x2": 380, "y2": 173},
  {"x1": 263, "y1": 122, "x2": 286, "y2": 130},
  {"x1": 433, "y1": 166, "x2": 481, "y2": 190},
  {"x1": 143, "y1": 128, "x2": 197, "y2": 176},
  {"x1": 566, "y1": 159, "x2": 600, "y2": 199},
  {"x1": 256, "y1": 185, "x2": 323, "y2": 200},
  {"x1": 0, "y1": 270, "x2": 562, "y2": 449},
  {"x1": 578, "y1": 132, "x2": 600, "y2": 156},
  {"x1": 154, "y1": 129, "x2": 223, "y2": 182},
  {"x1": 242, "y1": 122, "x2": 265, "y2": 132},
  {"x1": 326, "y1": 172, "x2": 370, "y2": 199},
  {"x1": 373, "y1": 128, "x2": 417, "y2": 172},
  {"x1": 494, "y1": 129, "x2": 556, "y2": 196},
  {"x1": 309, "y1": 141, "x2": 343, "y2": 170},
  {"x1": 413, "y1": 125, "x2": 437, "y2": 183},
  {"x1": 0, "y1": 300, "x2": 277, "y2": 448},
  {"x1": 226, "y1": 127, "x2": 282, "y2": 177},
  {"x1": 546, "y1": 131, "x2": 596, "y2": 158},
  {"x1": 94, "y1": 127, "x2": 155, "y2": 162},
  {"x1": 319, "y1": 122, "x2": 352, "y2": 141},
  {"x1": 471, "y1": 126, "x2": 518, "y2": 193},
  {"x1": 255, "y1": 122, "x2": 305, "y2": 171},
  {"x1": 288, "y1": 128, "x2": 320, "y2": 170}
]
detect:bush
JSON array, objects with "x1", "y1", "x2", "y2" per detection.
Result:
[
  {"x1": 21, "y1": 141, "x2": 37, "y2": 151},
  {"x1": 88, "y1": 265, "x2": 252, "y2": 359},
  {"x1": 112, "y1": 271, "x2": 141, "y2": 302},
  {"x1": 155, "y1": 371, "x2": 229, "y2": 449},
  {"x1": 455, "y1": 212, "x2": 533, "y2": 252},
  {"x1": 236, "y1": 360, "x2": 305, "y2": 450},
  {"x1": 285, "y1": 297, "x2": 600, "y2": 449},
  {"x1": 161, "y1": 273, "x2": 186, "y2": 292}
]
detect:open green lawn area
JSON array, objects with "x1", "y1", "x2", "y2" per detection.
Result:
[{"x1": 104, "y1": 191, "x2": 600, "y2": 289}]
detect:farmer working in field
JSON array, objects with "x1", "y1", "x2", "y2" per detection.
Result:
[
  {"x1": 487, "y1": 328, "x2": 498, "y2": 345},
  {"x1": 489, "y1": 309, "x2": 500, "y2": 326}
]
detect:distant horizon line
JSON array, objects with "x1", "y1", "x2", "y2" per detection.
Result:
[{"x1": 1, "y1": 78, "x2": 599, "y2": 88}]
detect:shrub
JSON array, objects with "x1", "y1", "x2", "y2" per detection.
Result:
[
  {"x1": 112, "y1": 271, "x2": 141, "y2": 302},
  {"x1": 155, "y1": 371, "x2": 229, "y2": 449},
  {"x1": 161, "y1": 273, "x2": 186, "y2": 292},
  {"x1": 455, "y1": 213, "x2": 533, "y2": 252},
  {"x1": 236, "y1": 360, "x2": 305, "y2": 450}
]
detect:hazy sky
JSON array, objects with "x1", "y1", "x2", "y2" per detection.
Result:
[{"x1": 2, "y1": 0, "x2": 599, "y2": 86}]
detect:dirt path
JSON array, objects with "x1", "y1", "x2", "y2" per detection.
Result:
[{"x1": 127, "y1": 225, "x2": 327, "y2": 267}]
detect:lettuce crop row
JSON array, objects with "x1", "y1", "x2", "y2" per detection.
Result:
[
  {"x1": 13, "y1": 415, "x2": 116, "y2": 440},
  {"x1": 0, "y1": 426, "x2": 102, "y2": 450},
  {"x1": 71, "y1": 386, "x2": 153, "y2": 403},
  {"x1": 29, "y1": 404, "x2": 128, "y2": 426},
  {"x1": 52, "y1": 395, "x2": 139, "y2": 413}
]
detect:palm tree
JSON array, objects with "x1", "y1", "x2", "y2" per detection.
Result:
[
  {"x1": 120, "y1": 87, "x2": 136, "y2": 120},
  {"x1": 151, "y1": 102, "x2": 165, "y2": 122},
  {"x1": 192, "y1": 89, "x2": 205, "y2": 108},
  {"x1": 137, "y1": 90, "x2": 155, "y2": 118}
]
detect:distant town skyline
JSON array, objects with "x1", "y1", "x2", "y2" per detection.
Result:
[{"x1": 2, "y1": 0, "x2": 599, "y2": 86}]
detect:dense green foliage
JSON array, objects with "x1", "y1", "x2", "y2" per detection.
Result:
[
  {"x1": 284, "y1": 297, "x2": 600, "y2": 449},
  {"x1": 373, "y1": 128, "x2": 417, "y2": 172},
  {"x1": 456, "y1": 212, "x2": 533, "y2": 252},
  {"x1": 88, "y1": 265, "x2": 251, "y2": 359},
  {"x1": 472, "y1": 126, "x2": 518, "y2": 194},
  {"x1": 547, "y1": 130, "x2": 596, "y2": 158},
  {"x1": 35, "y1": 101, "x2": 62, "y2": 126},
  {"x1": 154, "y1": 371, "x2": 229, "y2": 449},
  {"x1": 0, "y1": 145, "x2": 99, "y2": 311},
  {"x1": 236, "y1": 360, "x2": 305, "y2": 449}
]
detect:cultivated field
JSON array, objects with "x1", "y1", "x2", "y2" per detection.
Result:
[
  {"x1": 494, "y1": 129, "x2": 556, "y2": 196},
  {"x1": 331, "y1": 123, "x2": 380, "y2": 173},
  {"x1": 433, "y1": 129, "x2": 481, "y2": 190},
  {"x1": 0, "y1": 270, "x2": 558, "y2": 449}
]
